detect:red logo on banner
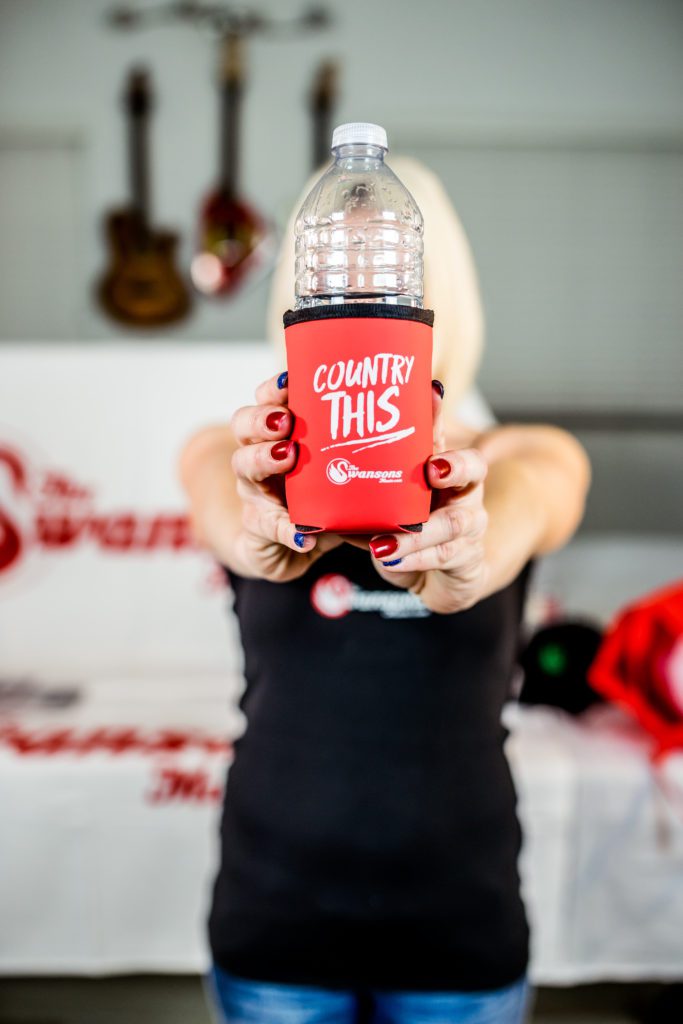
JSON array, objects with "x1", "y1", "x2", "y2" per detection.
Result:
[
  {"x1": 147, "y1": 766, "x2": 225, "y2": 804},
  {"x1": 0, "y1": 446, "x2": 27, "y2": 573},
  {"x1": 0, "y1": 444, "x2": 194, "y2": 579},
  {"x1": 0, "y1": 721, "x2": 232, "y2": 758}
]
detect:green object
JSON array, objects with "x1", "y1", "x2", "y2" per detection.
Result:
[{"x1": 538, "y1": 643, "x2": 567, "y2": 676}]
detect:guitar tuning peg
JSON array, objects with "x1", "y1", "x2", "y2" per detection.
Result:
[
  {"x1": 241, "y1": 13, "x2": 267, "y2": 33},
  {"x1": 106, "y1": 5, "x2": 140, "y2": 29},
  {"x1": 301, "y1": 6, "x2": 333, "y2": 30}
]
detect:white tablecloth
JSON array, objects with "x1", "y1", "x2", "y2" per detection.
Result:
[{"x1": 508, "y1": 704, "x2": 683, "y2": 984}]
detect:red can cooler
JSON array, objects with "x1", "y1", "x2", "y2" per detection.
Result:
[{"x1": 283, "y1": 304, "x2": 434, "y2": 533}]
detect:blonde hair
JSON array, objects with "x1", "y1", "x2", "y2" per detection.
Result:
[{"x1": 266, "y1": 156, "x2": 485, "y2": 407}]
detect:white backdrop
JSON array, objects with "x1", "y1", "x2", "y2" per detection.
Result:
[{"x1": 0, "y1": 341, "x2": 279, "y2": 677}]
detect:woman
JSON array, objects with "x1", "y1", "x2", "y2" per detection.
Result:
[{"x1": 181, "y1": 160, "x2": 590, "y2": 1024}]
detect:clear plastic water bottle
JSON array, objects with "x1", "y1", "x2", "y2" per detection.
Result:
[{"x1": 294, "y1": 122, "x2": 424, "y2": 309}]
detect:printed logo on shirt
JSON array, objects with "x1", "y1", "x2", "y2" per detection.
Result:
[
  {"x1": 326, "y1": 458, "x2": 403, "y2": 486},
  {"x1": 310, "y1": 572, "x2": 430, "y2": 620}
]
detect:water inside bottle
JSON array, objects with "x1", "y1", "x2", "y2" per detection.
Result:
[{"x1": 295, "y1": 140, "x2": 424, "y2": 309}]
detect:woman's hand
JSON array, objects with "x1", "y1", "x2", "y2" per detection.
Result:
[
  {"x1": 182, "y1": 373, "x2": 452, "y2": 584},
  {"x1": 366, "y1": 408, "x2": 590, "y2": 615},
  {"x1": 368, "y1": 448, "x2": 491, "y2": 614},
  {"x1": 180, "y1": 371, "x2": 343, "y2": 582},
  {"x1": 182, "y1": 368, "x2": 589, "y2": 595},
  {"x1": 227, "y1": 372, "x2": 342, "y2": 581}
]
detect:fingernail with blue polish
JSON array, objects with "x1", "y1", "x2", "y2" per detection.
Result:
[
  {"x1": 294, "y1": 532, "x2": 306, "y2": 549},
  {"x1": 277, "y1": 371, "x2": 288, "y2": 390},
  {"x1": 382, "y1": 558, "x2": 403, "y2": 567}
]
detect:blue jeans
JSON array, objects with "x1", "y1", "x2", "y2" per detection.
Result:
[{"x1": 207, "y1": 964, "x2": 530, "y2": 1024}]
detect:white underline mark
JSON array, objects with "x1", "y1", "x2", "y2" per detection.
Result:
[{"x1": 320, "y1": 427, "x2": 415, "y2": 454}]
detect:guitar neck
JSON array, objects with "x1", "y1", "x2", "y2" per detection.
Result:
[
  {"x1": 219, "y1": 80, "x2": 240, "y2": 197},
  {"x1": 218, "y1": 32, "x2": 243, "y2": 198},
  {"x1": 312, "y1": 105, "x2": 331, "y2": 170},
  {"x1": 129, "y1": 112, "x2": 150, "y2": 232},
  {"x1": 122, "y1": 68, "x2": 154, "y2": 242},
  {"x1": 310, "y1": 61, "x2": 338, "y2": 170}
]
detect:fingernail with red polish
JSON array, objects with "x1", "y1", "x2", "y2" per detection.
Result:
[
  {"x1": 430, "y1": 457, "x2": 451, "y2": 480},
  {"x1": 271, "y1": 440, "x2": 295, "y2": 462},
  {"x1": 266, "y1": 411, "x2": 288, "y2": 433},
  {"x1": 432, "y1": 379, "x2": 445, "y2": 399},
  {"x1": 369, "y1": 535, "x2": 399, "y2": 559}
]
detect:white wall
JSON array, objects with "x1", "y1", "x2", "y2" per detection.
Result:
[{"x1": 1, "y1": 0, "x2": 682, "y2": 344}]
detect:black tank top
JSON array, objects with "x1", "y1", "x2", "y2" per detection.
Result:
[{"x1": 209, "y1": 544, "x2": 530, "y2": 991}]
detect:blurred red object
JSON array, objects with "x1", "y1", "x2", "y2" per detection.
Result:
[
  {"x1": 589, "y1": 582, "x2": 683, "y2": 758},
  {"x1": 192, "y1": 191, "x2": 269, "y2": 297},
  {"x1": 191, "y1": 31, "x2": 272, "y2": 298}
]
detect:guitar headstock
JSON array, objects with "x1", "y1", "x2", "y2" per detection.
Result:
[
  {"x1": 220, "y1": 31, "x2": 245, "y2": 88},
  {"x1": 124, "y1": 67, "x2": 153, "y2": 119},
  {"x1": 309, "y1": 59, "x2": 339, "y2": 168}
]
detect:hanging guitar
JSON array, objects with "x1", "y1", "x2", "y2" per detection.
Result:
[
  {"x1": 309, "y1": 59, "x2": 339, "y2": 170},
  {"x1": 97, "y1": 67, "x2": 190, "y2": 327},
  {"x1": 191, "y1": 31, "x2": 272, "y2": 298}
]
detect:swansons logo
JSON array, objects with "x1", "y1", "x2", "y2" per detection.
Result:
[
  {"x1": 326, "y1": 458, "x2": 402, "y2": 486},
  {"x1": 310, "y1": 573, "x2": 430, "y2": 620}
]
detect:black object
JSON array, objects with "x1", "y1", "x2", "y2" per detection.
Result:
[
  {"x1": 518, "y1": 620, "x2": 604, "y2": 714},
  {"x1": 309, "y1": 59, "x2": 339, "y2": 170},
  {"x1": 209, "y1": 546, "x2": 532, "y2": 991},
  {"x1": 283, "y1": 303, "x2": 435, "y2": 327}
]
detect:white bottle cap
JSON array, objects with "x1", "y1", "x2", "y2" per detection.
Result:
[{"x1": 331, "y1": 122, "x2": 388, "y2": 151}]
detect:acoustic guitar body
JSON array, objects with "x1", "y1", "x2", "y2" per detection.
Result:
[
  {"x1": 97, "y1": 69, "x2": 191, "y2": 329},
  {"x1": 98, "y1": 210, "x2": 190, "y2": 327}
]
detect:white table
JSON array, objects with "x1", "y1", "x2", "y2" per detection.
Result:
[{"x1": 509, "y1": 703, "x2": 683, "y2": 984}]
